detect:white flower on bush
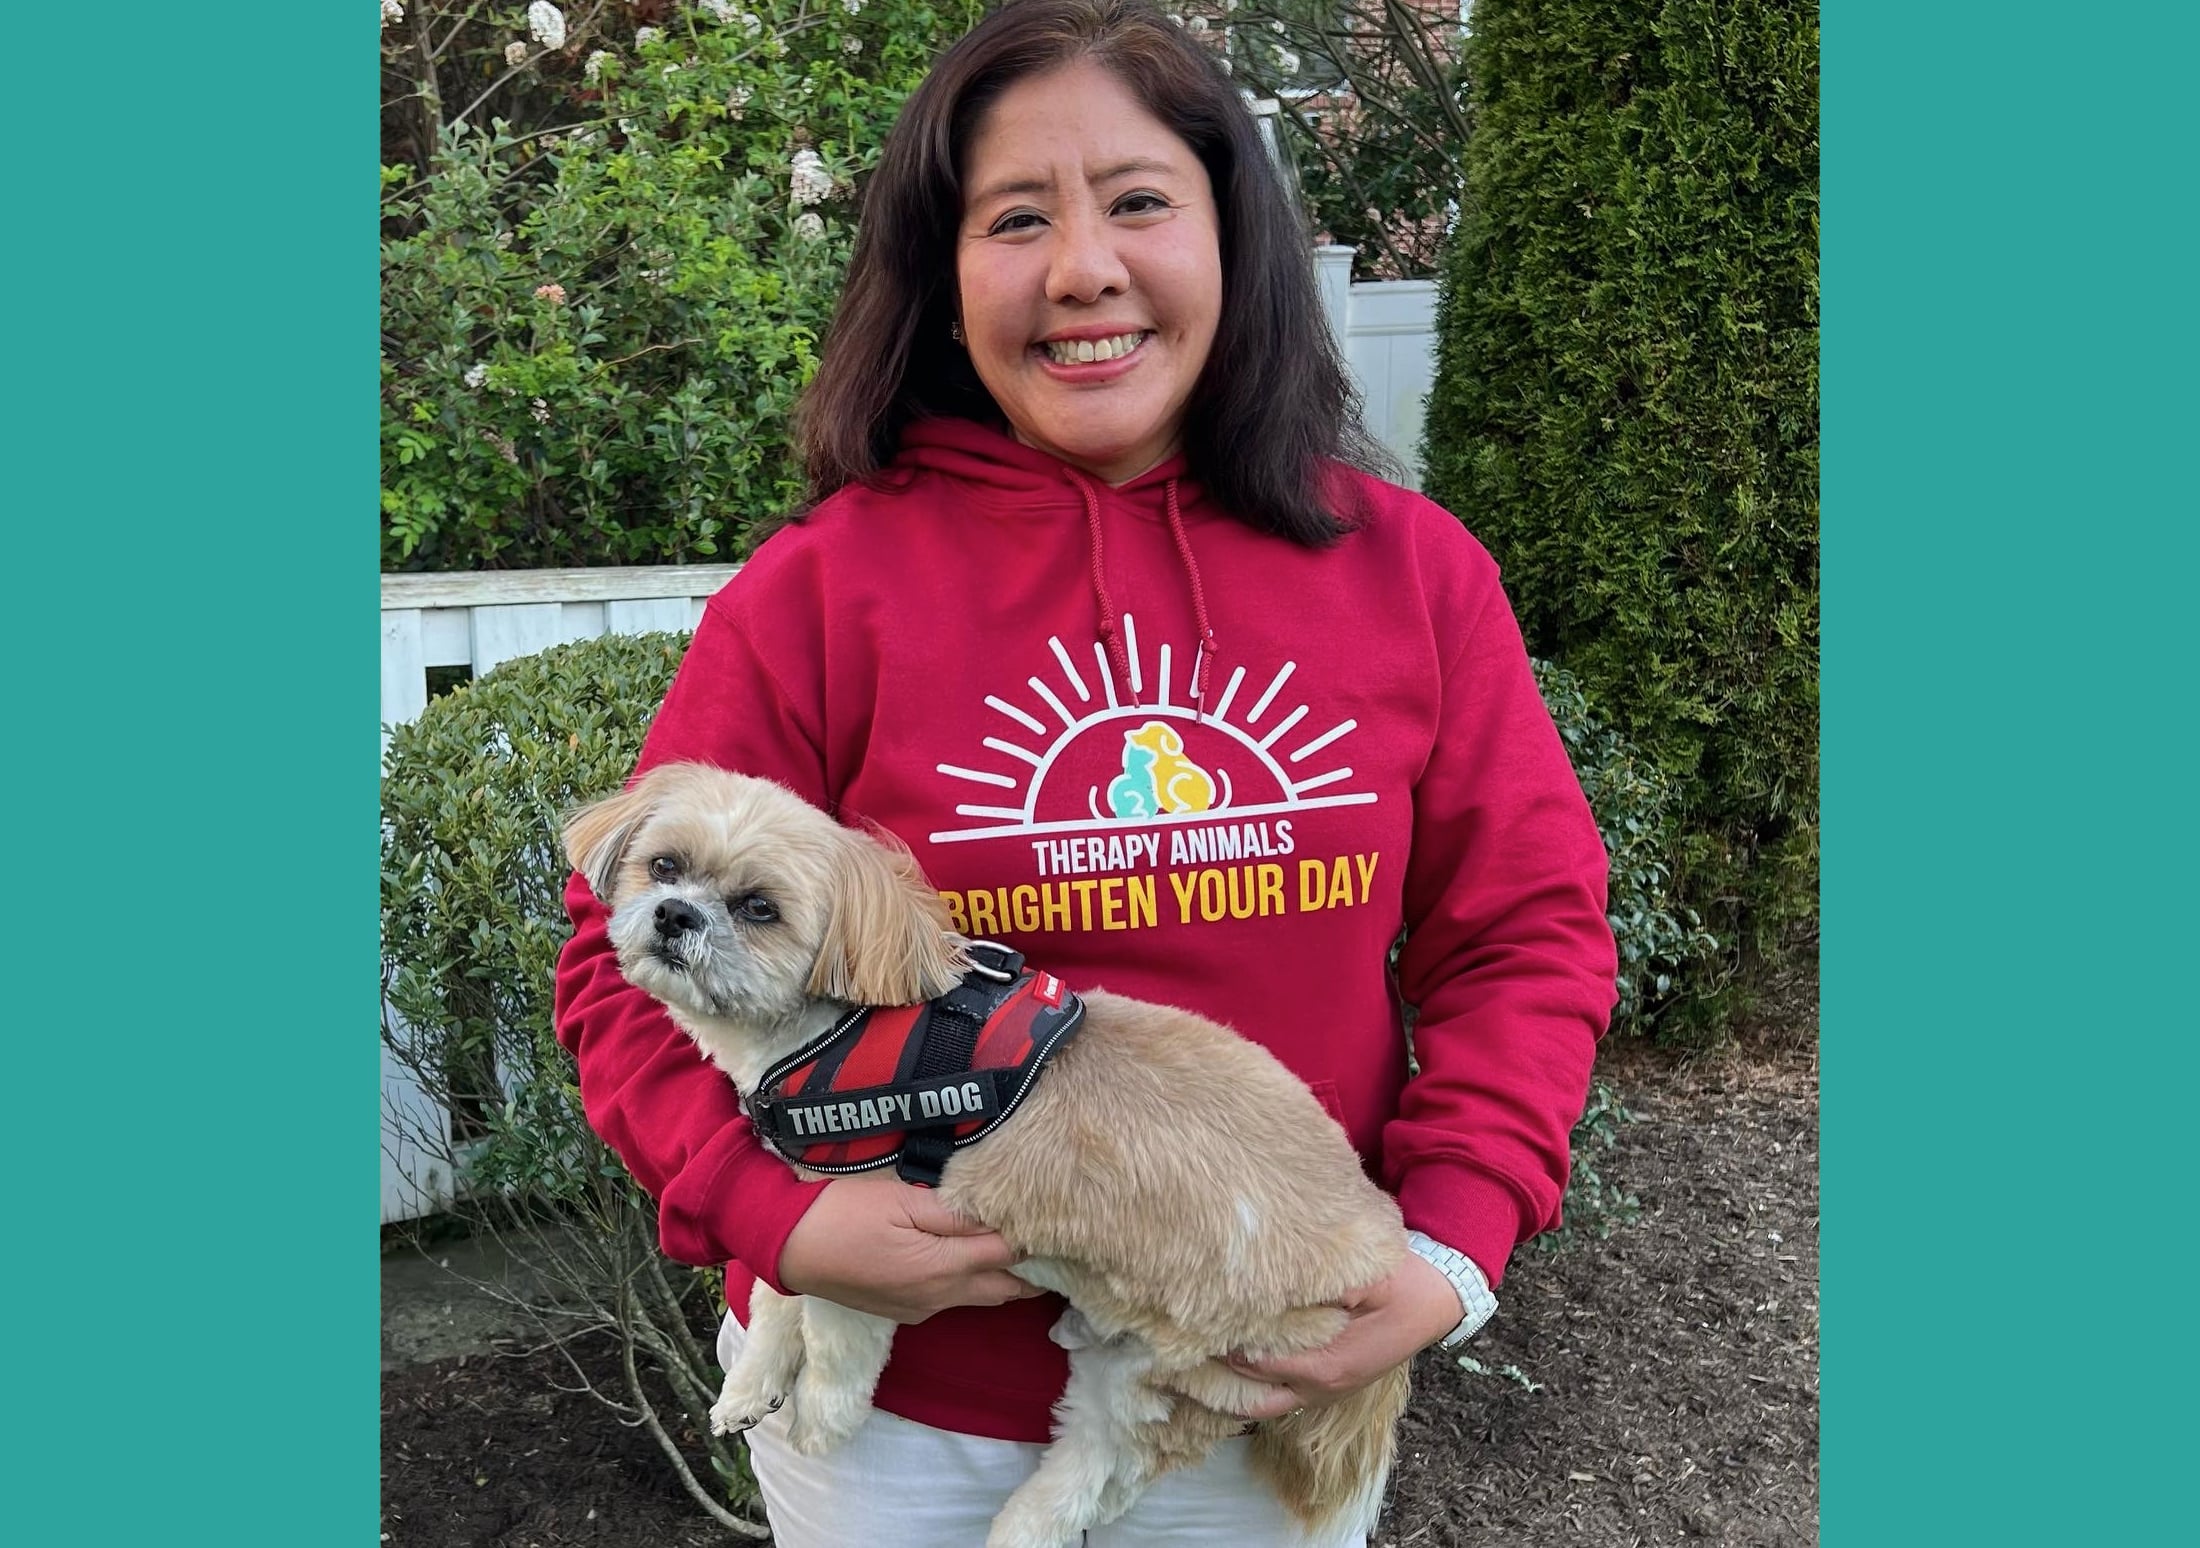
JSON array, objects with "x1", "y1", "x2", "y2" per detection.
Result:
[
  {"x1": 1269, "y1": 18, "x2": 1286, "y2": 33},
  {"x1": 743, "y1": 11, "x2": 763, "y2": 35},
  {"x1": 635, "y1": 26, "x2": 661, "y2": 46},
  {"x1": 381, "y1": 0, "x2": 404, "y2": 27},
  {"x1": 701, "y1": 0, "x2": 735, "y2": 19},
  {"x1": 1275, "y1": 47, "x2": 1299, "y2": 75},
  {"x1": 584, "y1": 49, "x2": 613, "y2": 83},
  {"x1": 527, "y1": 2, "x2": 566, "y2": 50},
  {"x1": 842, "y1": 0, "x2": 862, "y2": 12},
  {"x1": 842, "y1": 35, "x2": 862, "y2": 54},
  {"x1": 530, "y1": 398, "x2": 551, "y2": 424},
  {"x1": 463, "y1": 362, "x2": 489, "y2": 389},
  {"x1": 726, "y1": 82, "x2": 752, "y2": 117},
  {"x1": 794, "y1": 211, "x2": 825, "y2": 241},
  {"x1": 789, "y1": 148, "x2": 833, "y2": 206},
  {"x1": 504, "y1": 41, "x2": 529, "y2": 67}
]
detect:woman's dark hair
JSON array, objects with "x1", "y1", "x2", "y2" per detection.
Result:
[{"x1": 794, "y1": 0, "x2": 1386, "y2": 544}]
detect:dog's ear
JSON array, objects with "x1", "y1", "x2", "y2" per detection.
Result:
[
  {"x1": 561, "y1": 775, "x2": 664, "y2": 903},
  {"x1": 807, "y1": 827, "x2": 968, "y2": 1006}
]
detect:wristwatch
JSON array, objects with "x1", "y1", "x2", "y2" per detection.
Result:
[{"x1": 1404, "y1": 1230, "x2": 1499, "y2": 1350}]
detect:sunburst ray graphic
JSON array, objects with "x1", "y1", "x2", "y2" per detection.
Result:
[{"x1": 931, "y1": 614, "x2": 1372, "y2": 844}]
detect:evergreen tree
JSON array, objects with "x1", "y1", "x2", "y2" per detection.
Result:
[{"x1": 1423, "y1": 0, "x2": 1819, "y2": 981}]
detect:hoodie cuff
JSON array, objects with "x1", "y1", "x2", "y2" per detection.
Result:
[
  {"x1": 656, "y1": 1121, "x2": 830, "y2": 1295},
  {"x1": 1395, "y1": 1162, "x2": 1532, "y2": 1289}
]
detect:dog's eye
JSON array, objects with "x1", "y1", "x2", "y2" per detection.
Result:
[
  {"x1": 648, "y1": 856, "x2": 681, "y2": 883},
  {"x1": 732, "y1": 893, "x2": 779, "y2": 924}
]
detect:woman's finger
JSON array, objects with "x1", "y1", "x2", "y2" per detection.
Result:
[
  {"x1": 967, "y1": 1270, "x2": 1049, "y2": 1304},
  {"x1": 899, "y1": 1187, "x2": 993, "y2": 1236}
]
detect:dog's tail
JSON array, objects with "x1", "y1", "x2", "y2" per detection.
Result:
[{"x1": 1249, "y1": 1362, "x2": 1411, "y2": 1533}]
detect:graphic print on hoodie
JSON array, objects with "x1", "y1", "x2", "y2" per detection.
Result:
[{"x1": 927, "y1": 609, "x2": 1381, "y2": 944}]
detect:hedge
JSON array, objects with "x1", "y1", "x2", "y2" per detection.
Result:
[{"x1": 1421, "y1": 0, "x2": 1819, "y2": 972}]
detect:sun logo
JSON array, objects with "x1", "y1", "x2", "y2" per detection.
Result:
[
  {"x1": 929, "y1": 612, "x2": 1374, "y2": 845},
  {"x1": 1107, "y1": 720, "x2": 1217, "y2": 818}
]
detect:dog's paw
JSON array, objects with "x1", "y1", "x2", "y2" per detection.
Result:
[
  {"x1": 707, "y1": 1391, "x2": 784, "y2": 1437},
  {"x1": 982, "y1": 1498, "x2": 1085, "y2": 1548},
  {"x1": 711, "y1": 1367, "x2": 793, "y2": 1434}
]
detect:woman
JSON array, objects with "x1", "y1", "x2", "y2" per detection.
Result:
[{"x1": 553, "y1": 2, "x2": 1617, "y2": 1542}]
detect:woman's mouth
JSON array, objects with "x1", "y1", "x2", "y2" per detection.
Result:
[{"x1": 1038, "y1": 330, "x2": 1150, "y2": 365}]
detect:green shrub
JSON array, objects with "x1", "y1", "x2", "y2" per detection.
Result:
[
  {"x1": 380, "y1": 0, "x2": 982, "y2": 571},
  {"x1": 1535, "y1": 658, "x2": 1714, "y2": 1032},
  {"x1": 379, "y1": 632, "x2": 767, "y2": 1529},
  {"x1": 1422, "y1": 0, "x2": 1820, "y2": 980}
]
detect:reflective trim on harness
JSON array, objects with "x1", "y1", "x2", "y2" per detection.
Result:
[{"x1": 744, "y1": 944, "x2": 1086, "y2": 1184}]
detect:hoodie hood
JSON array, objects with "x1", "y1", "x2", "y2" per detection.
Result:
[{"x1": 893, "y1": 416, "x2": 1221, "y2": 707}]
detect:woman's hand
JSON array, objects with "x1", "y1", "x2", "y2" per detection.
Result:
[
  {"x1": 1225, "y1": 1251, "x2": 1465, "y2": 1419},
  {"x1": 776, "y1": 1170, "x2": 1047, "y2": 1324}
]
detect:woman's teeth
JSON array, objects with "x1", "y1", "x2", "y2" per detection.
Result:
[{"x1": 1043, "y1": 331, "x2": 1147, "y2": 365}]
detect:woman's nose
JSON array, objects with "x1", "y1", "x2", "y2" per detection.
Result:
[{"x1": 1047, "y1": 212, "x2": 1130, "y2": 304}]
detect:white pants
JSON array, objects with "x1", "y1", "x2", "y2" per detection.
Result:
[{"x1": 717, "y1": 1311, "x2": 1373, "y2": 1547}]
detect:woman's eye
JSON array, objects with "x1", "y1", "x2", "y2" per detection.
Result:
[
  {"x1": 648, "y1": 856, "x2": 680, "y2": 882},
  {"x1": 989, "y1": 209, "x2": 1046, "y2": 235},
  {"x1": 1112, "y1": 191, "x2": 1169, "y2": 216},
  {"x1": 733, "y1": 894, "x2": 780, "y2": 924}
]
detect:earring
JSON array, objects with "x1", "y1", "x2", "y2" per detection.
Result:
[{"x1": 949, "y1": 320, "x2": 964, "y2": 345}]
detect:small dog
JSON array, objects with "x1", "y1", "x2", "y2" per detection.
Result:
[{"x1": 564, "y1": 762, "x2": 1411, "y2": 1548}]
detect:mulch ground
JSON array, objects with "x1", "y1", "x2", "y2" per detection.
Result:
[{"x1": 383, "y1": 970, "x2": 1818, "y2": 1547}]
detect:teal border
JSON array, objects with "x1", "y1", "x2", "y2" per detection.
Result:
[
  {"x1": 7, "y1": 4, "x2": 374, "y2": 1538},
  {"x1": 1828, "y1": 3, "x2": 2193, "y2": 1542}
]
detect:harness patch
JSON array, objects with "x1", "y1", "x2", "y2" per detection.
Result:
[{"x1": 745, "y1": 944, "x2": 1085, "y2": 1184}]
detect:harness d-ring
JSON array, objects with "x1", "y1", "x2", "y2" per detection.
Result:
[{"x1": 962, "y1": 938, "x2": 1019, "y2": 983}]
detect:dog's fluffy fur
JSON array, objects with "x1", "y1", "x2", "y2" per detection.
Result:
[{"x1": 564, "y1": 763, "x2": 1411, "y2": 1548}]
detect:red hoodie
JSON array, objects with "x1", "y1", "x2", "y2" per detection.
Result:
[{"x1": 553, "y1": 417, "x2": 1616, "y2": 1443}]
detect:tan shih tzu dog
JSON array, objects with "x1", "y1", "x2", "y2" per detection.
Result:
[{"x1": 563, "y1": 762, "x2": 1411, "y2": 1548}]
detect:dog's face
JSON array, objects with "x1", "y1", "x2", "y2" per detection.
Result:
[{"x1": 562, "y1": 765, "x2": 967, "y2": 1044}]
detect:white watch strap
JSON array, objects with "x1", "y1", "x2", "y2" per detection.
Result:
[{"x1": 1405, "y1": 1230, "x2": 1498, "y2": 1349}]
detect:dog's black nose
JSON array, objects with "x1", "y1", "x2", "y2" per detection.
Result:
[{"x1": 654, "y1": 899, "x2": 705, "y2": 939}]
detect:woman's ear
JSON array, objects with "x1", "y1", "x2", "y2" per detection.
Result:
[{"x1": 807, "y1": 828, "x2": 968, "y2": 1006}]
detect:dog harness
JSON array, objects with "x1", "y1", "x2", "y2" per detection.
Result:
[{"x1": 744, "y1": 942, "x2": 1087, "y2": 1187}]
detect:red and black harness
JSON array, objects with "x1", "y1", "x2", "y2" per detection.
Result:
[{"x1": 744, "y1": 942, "x2": 1087, "y2": 1187}]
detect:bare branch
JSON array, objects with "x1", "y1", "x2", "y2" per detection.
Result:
[{"x1": 617, "y1": 1289, "x2": 771, "y2": 1538}]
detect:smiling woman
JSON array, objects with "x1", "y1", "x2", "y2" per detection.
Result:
[
  {"x1": 552, "y1": 3, "x2": 1621, "y2": 1546},
  {"x1": 952, "y1": 59, "x2": 1223, "y2": 483},
  {"x1": 794, "y1": 0, "x2": 1386, "y2": 542}
]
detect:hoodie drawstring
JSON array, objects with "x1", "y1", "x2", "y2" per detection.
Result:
[
  {"x1": 1067, "y1": 469, "x2": 1219, "y2": 717},
  {"x1": 1162, "y1": 479, "x2": 1219, "y2": 717},
  {"x1": 1068, "y1": 469, "x2": 1134, "y2": 691}
]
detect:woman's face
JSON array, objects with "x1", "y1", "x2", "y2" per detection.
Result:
[{"x1": 955, "y1": 58, "x2": 1224, "y2": 485}]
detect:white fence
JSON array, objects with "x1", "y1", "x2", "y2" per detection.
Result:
[
  {"x1": 1315, "y1": 245, "x2": 1440, "y2": 490},
  {"x1": 379, "y1": 261, "x2": 1439, "y2": 1224}
]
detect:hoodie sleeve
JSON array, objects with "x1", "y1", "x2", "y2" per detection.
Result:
[
  {"x1": 551, "y1": 581, "x2": 831, "y2": 1288},
  {"x1": 1381, "y1": 531, "x2": 1618, "y2": 1288}
]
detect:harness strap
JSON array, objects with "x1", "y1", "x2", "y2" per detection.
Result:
[
  {"x1": 897, "y1": 943, "x2": 1022, "y2": 1185},
  {"x1": 743, "y1": 942, "x2": 1079, "y2": 1181}
]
